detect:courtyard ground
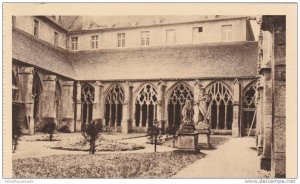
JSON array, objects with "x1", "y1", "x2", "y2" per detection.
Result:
[
  {"x1": 12, "y1": 133, "x2": 267, "y2": 178},
  {"x1": 173, "y1": 136, "x2": 265, "y2": 178}
]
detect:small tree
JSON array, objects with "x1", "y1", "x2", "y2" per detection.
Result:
[
  {"x1": 147, "y1": 120, "x2": 160, "y2": 152},
  {"x1": 43, "y1": 121, "x2": 56, "y2": 141},
  {"x1": 12, "y1": 121, "x2": 22, "y2": 153},
  {"x1": 82, "y1": 121, "x2": 102, "y2": 154}
]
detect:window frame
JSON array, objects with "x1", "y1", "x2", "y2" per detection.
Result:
[
  {"x1": 192, "y1": 26, "x2": 204, "y2": 43},
  {"x1": 140, "y1": 31, "x2": 150, "y2": 46},
  {"x1": 166, "y1": 29, "x2": 176, "y2": 45},
  {"x1": 54, "y1": 31, "x2": 59, "y2": 47},
  {"x1": 91, "y1": 35, "x2": 99, "y2": 49},
  {"x1": 117, "y1": 33, "x2": 126, "y2": 48},
  {"x1": 71, "y1": 36, "x2": 78, "y2": 51},
  {"x1": 221, "y1": 24, "x2": 233, "y2": 42}
]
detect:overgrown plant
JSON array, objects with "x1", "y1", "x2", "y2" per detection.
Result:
[
  {"x1": 12, "y1": 121, "x2": 22, "y2": 153},
  {"x1": 82, "y1": 121, "x2": 102, "y2": 154},
  {"x1": 43, "y1": 121, "x2": 56, "y2": 141}
]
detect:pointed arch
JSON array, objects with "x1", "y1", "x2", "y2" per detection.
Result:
[
  {"x1": 206, "y1": 80, "x2": 233, "y2": 130},
  {"x1": 167, "y1": 81, "x2": 194, "y2": 128},
  {"x1": 32, "y1": 72, "x2": 43, "y2": 97},
  {"x1": 104, "y1": 83, "x2": 125, "y2": 128},
  {"x1": 81, "y1": 82, "x2": 95, "y2": 131},
  {"x1": 242, "y1": 80, "x2": 257, "y2": 132},
  {"x1": 135, "y1": 83, "x2": 158, "y2": 127}
]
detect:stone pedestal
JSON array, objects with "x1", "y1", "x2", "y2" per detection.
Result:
[{"x1": 177, "y1": 132, "x2": 199, "y2": 152}]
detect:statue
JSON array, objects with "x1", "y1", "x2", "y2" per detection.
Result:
[
  {"x1": 196, "y1": 87, "x2": 211, "y2": 130},
  {"x1": 181, "y1": 100, "x2": 194, "y2": 124},
  {"x1": 177, "y1": 100, "x2": 195, "y2": 134}
]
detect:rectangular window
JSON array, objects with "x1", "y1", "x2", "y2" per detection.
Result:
[
  {"x1": 117, "y1": 33, "x2": 125, "y2": 48},
  {"x1": 71, "y1": 36, "x2": 78, "y2": 51},
  {"x1": 33, "y1": 19, "x2": 39, "y2": 37},
  {"x1": 140, "y1": 31, "x2": 150, "y2": 46},
  {"x1": 54, "y1": 31, "x2": 59, "y2": 46},
  {"x1": 91, "y1": 35, "x2": 99, "y2": 49},
  {"x1": 193, "y1": 27, "x2": 203, "y2": 43},
  {"x1": 166, "y1": 29, "x2": 176, "y2": 44},
  {"x1": 221, "y1": 25, "x2": 232, "y2": 41}
]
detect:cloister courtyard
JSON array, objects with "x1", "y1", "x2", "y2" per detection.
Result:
[{"x1": 12, "y1": 132, "x2": 269, "y2": 178}]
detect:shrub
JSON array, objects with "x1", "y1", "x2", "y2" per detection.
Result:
[
  {"x1": 42, "y1": 121, "x2": 56, "y2": 141},
  {"x1": 59, "y1": 125, "x2": 71, "y2": 133},
  {"x1": 82, "y1": 121, "x2": 102, "y2": 154},
  {"x1": 12, "y1": 121, "x2": 22, "y2": 153}
]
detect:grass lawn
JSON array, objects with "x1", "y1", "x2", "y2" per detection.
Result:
[{"x1": 13, "y1": 151, "x2": 205, "y2": 178}]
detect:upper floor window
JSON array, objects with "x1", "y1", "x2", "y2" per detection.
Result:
[
  {"x1": 117, "y1": 33, "x2": 125, "y2": 48},
  {"x1": 166, "y1": 29, "x2": 176, "y2": 44},
  {"x1": 193, "y1": 27, "x2": 203, "y2": 43},
  {"x1": 221, "y1": 25, "x2": 232, "y2": 41},
  {"x1": 54, "y1": 31, "x2": 59, "y2": 46},
  {"x1": 71, "y1": 36, "x2": 78, "y2": 51},
  {"x1": 91, "y1": 35, "x2": 99, "y2": 49},
  {"x1": 140, "y1": 31, "x2": 150, "y2": 46},
  {"x1": 33, "y1": 19, "x2": 40, "y2": 37}
]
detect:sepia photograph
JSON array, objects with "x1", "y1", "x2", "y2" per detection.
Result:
[{"x1": 3, "y1": 2, "x2": 297, "y2": 181}]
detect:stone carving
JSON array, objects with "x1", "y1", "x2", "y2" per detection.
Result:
[
  {"x1": 196, "y1": 87, "x2": 211, "y2": 130},
  {"x1": 177, "y1": 100, "x2": 196, "y2": 134}
]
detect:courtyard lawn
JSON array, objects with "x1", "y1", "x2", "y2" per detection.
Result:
[{"x1": 13, "y1": 151, "x2": 205, "y2": 178}]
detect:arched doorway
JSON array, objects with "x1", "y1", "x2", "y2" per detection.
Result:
[
  {"x1": 135, "y1": 84, "x2": 158, "y2": 128},
  {"x1": 167, "y1": 82, "x2": 194, "y2": 129},
  {"x1": 32, "y1": 72, "x2": 43, "y2": 131},
  {"x1": 81, "y1": 83, "x2": 95, "y2": 131},
  {"x1": 242, "y1": 84, "x2": 257, "y2": 136},
  {"x1": 104, "y1": 84, "x2": 124, "y2": 130},
  {"x1": 206, "y1": 81, "x2": 233, "y2": 130}
]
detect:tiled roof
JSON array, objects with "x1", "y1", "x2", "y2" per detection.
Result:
[
  {"x1": 12, "y1": 28, "x2": 75, "y2": 79},
  {"x1": 12, "y1": 28, "x2": 258, "y2": 81},
  {"x1": 70, "y1": 41, "x2": 258, "y2": 80}
]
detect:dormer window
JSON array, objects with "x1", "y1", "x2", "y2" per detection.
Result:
[
  {"x1": 54, "y1": 31, "x2": 59, "y2": 46},
  {"x1": 117, "y1": 33, "x2": 125, "y2": 48}
]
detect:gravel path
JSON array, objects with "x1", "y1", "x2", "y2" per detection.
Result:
[{"x1": 173, "y1": 137, "x2": 262, "y2": 178}]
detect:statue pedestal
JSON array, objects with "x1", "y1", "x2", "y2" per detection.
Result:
[
  {"x1": 197, "y1": 129, "x2": 211, "y2": 148},
  {"x1": 177, "y1": 132, "x2": 199, "y2": 152}
]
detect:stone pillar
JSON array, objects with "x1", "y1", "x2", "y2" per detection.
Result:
[
  {"x1": 232, "y1": 79, "x2": 241, "y2": 137},
  {"x1": 261, "y1": 70, "x2": 272, "y2": 171},
  {"x1": 271, "y1": 19, "x2": 286, "y2": 178},
  {"x1": 40, "y1": 75, "x2": 57, "y2": 129},
  {"x1": 18, "y1": 67, "x2": 35, "y2": 135},
  {"x1": 157, "y1": 81, "x2": 167, "y2": 134},
  {"x1": 75, "y1": 82, "x2": 82, "y2": 132},
  {"x1": 193, "y1": 80, "x2": 201, "y2": 124},
  {"x1": 122, "y1": 81, "x2": 133, "y2": 134},
  {"x1": 256, "y1": 82, "x2": 264, "y2": 156},
  {"x1": 61, "y1": 81, "x2": 75, "y2": 132},
  {"x1": 92, "y1": 82, "x2": 104, "y2": 127}
]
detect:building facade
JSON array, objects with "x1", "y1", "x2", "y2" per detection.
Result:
[{"x1": 12, "y1": 15, "x2": 258, "y2": 137}]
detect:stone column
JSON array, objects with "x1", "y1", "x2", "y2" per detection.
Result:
[
  {"x1": 232, "y1": 79, "x2": 241, "y2": 137},
  {"x1": 75, "y1": 82, "x2": 82, "y2": 132},
  {"x1": 18, "y1": 67, "x2": 35, "y2": 135},
  {"x1": 61, "y1": 81, "x2": 75, "y2": 132},
  {"x1": 40, "y1": 75, "x2": 57, "y2": 129},
  {"x1": 193, "y1": 80, "x2": 201, "y2": 124},
  {"x1": 256, "y1": 81, "x2": 264, "y2": 156},
  {"x1": 122, "y1": 81, "x2": 133, "y2": 134},
  {"x1": 271, "y1": 19, "x2": 286, "y2": 178},
  {"x1": 261, "y1": 70, "x2": 272, "y2": 171},
  {"x1": 157, "y1": 81, "x2": 167, "y2": 134},
  {"x1": 92, "y1": 82, "x2": 104, "y2": 127}
]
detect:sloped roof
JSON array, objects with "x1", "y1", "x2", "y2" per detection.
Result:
[
  {"x1": 12, "y1": 28, "x2": 75, "y2": 79},
  {"x1": 68, "y1": 15, "x2": 248, "y2": 31},
  {"x1": 70, "y1": 41, "x2": 258, "y2": 81}
]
